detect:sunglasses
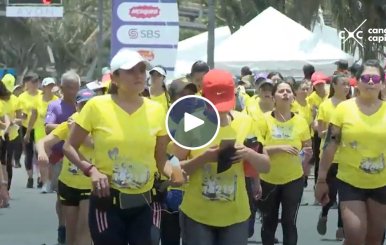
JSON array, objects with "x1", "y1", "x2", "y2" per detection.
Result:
[{"x1": 360, "y1": 74, "x2": 382, "y2": 84}]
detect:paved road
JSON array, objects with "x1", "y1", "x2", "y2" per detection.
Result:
[{"x1": 0, "y1": 168, "x2": 343, "y2": 245}]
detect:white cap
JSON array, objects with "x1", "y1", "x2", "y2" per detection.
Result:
[
  {"x1": 42, "y1": 77, "x2": 56, "y2": 87},
  {"x1": 150, "y1": 66, "x2": 167, "y2": 77},
  {"x1": 110, "y1": 49, "x2": 148, "y2": 73},
  {"x1": 86, "y1": 80, "x2": 105, "y2": 91}
]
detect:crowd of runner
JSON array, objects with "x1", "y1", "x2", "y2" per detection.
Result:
[{"x1": 0, "y1": 49, "x2": 385, "y2": 245}]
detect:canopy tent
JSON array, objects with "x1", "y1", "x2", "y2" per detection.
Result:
[
  {"x1": 214, "y1": 7, "x2": 354, "y2": 79},
  {"x1": 174, "y1": 26, "x2": 231, "y2": 78}
]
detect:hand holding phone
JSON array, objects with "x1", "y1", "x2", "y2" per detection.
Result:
[{"x1": 217, "y1": 139, "x2": 236, "y2": 174}]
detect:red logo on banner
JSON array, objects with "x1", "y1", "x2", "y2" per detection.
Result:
[
  {"x1": 137, "y1": 50, "x2": 155, "y2": 61},
  {"x1": 129, "y1": 6, "x2": 160, "y2": 19}
]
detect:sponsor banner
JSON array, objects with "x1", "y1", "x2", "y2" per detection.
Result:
[
  {"x1": 116, "y1": 25, "x2": 179, "y2": 45},
  {"x1": 117, "y1": 2, "x2": 178, "y2": 23},
  {"x1": 112, "y1": 0, "x2": 179, "y2": 79}
]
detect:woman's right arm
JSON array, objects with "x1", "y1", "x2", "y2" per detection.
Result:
[
  {"x1": 317, "y1": 120, "x2": 327, "y2": 138},
  {"x1": 318, "y1": 124, "x2": 341, "y2": 181},
  {"x1": 174, "y1": 145, "x2": 218, "y2": 176},
  {"x1": 36, "y1": 134, "x2": 61, "y2": 165}
]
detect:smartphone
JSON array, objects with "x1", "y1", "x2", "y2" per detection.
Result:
[{"x1": 219, "y1": 139, "x2": 236, "y2": 150}]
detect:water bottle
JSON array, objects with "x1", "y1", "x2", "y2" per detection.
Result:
[{"x1": 243, "y1": 136, "x2": 263, "y2": 177}]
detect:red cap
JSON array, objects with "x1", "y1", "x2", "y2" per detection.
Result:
[
  {"x1": 311, "y1": 72, "x2": 329, "y2": 85},
  {"x1": 349, "y1": 77, "x2": 357, "y2": 87},
  {"x1": 203, "y1": 69, "x2": 236, "y2": 112}
]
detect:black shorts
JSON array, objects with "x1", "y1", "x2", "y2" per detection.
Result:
[
  {"x1": 337, "y1": 179, "x2": 386, "y2": 205},
  {"x1": 58, "y1": 180, "x2": 91, "y2": 206}
]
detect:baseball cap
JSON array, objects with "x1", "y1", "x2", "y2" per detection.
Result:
[
  {"x1": 86, "y1": 80, "x2": 106, "y2": 91},
  {"x1": 76, "y1": 89, "x2": 96, "y2": 104},
  {"x1": 168, "y1": 78, "x2": 197, "y2": 101},
  {"x1": 2, "y1": 74, "x2": 16, "y2": 92},
  {"x1": 150, "y1": 66, "x2": 167, "y2": 77},
  {"x1": 110, "y1": 49, "x2": 149, "y2": 73},
  {"x1": 311, "y1": 72, "x2": 329, "y2": 85},
  {"x1": 203, "y1": 69, "x2": 236, "y2": 113},
  {"x1": 41, "y1": 77, "x2": 56, "y2": 87},
  {"x1": 259, "y1": 79, "x2": 274, "y2": 88}
]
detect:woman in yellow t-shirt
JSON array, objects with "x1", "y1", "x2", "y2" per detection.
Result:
[
  {"x1": 259, "y1": 81, "x2": 312, "y2": 245},
  {"x1": 174, "y1": 69, "x2": 270, "y2": 245},
  {"x1": 245, "y1": 79, "x2": 274, "y2": 121},
  {"x1": 63, "y1": 49, "x2": 183, "y2": 245},
  {"x1": 149, "y1": 66, "x2": 170, "y2": 111},
  {"x1": 35, "y1": 77, "x2": 58, "y2": 189},
  {"x1": 315, "y1": 75, "x2": 350, "y2": 239},
  {"x1": 316, "y1": 60, "x2": 386, "y2": 245},
  {"x1": 36, "y1": 89, "x2": 95, "y2": 245},
  {"x1": 17, "y1": 72, "x2": 41, "y2": 188}
]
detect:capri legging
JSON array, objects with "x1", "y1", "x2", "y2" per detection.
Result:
[{"x1": 21, "y1": 127, "x2": 35, "y2": 171}]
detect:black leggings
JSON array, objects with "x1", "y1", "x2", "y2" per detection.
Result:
[
  {"x1": 13, "y1": 130, "x2": 23, "y2": 164},
  {"x1": 0, "y1": 135, "x2": 12, "y2": 190},
  {"x1": 312, "y1": 134, "x2": 321, "y2": 185},
  {"x1": 260, "y1": 177, "x2": 304, "y2": 245},
  {"x1": 160, "y1": 210, "x2": 180, "y2": 245},
  {"x1": 21, "y1": 127, "x2": 35, "y2": 171},
  {"x1": 321, "y1": 163, "x2": 343, "y2": 227}
]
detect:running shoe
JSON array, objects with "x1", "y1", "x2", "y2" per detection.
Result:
[
  {"x1": 57, "y1": 226, "x2": 66, "y2": 244},
  {"x1": 14, "y1": 161, "x2": 21, "y2": 168},
  {"x1": 41, "y1": 181, "x2": 53, "y2": 194},
  {"x1": 336, "y1": 227, "x2": 344, "y2": 240},
  {"x1": 317, "y1": 212, "x2": 328, "y2": 235},
  {"x1": 26, "y1": 178, "x2": 33, "y2": 188},
  {"x1": 37, "y1": 177, "x2": 43, "y2": 188}
]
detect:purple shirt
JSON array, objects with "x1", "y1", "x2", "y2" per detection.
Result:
[{"x1": 45, "y1": 99, "x2": 76, "y2": 155}]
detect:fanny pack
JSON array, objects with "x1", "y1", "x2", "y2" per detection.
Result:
[{"x1": 92, "y1": 188, "x2": 152, "y2": 211}]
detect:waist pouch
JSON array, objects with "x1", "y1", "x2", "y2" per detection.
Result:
[
  {"x1": 92, "y1": 188, "x2": 152, "y2": 211},
  {"x1": 165, "y1": 189, "x2": 183, "y2": 212}
]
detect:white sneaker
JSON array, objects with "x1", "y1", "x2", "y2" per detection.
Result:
[{"x1": 41, "y1": 181, "x2": 53, "y2": 194}]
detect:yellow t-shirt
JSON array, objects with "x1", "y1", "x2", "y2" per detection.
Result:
[
  {"x1": 52, "y1": 113, "x2": 92, "y2": 190},
  {"x1": 150, "y1": 92, "x2": 169, "y2": 112},
  {"x1": 317, "y1": 98, "x2": 341, "y2": 163},
  {"x1": 18, "y1": 91, "x2": 42, "y2": 128},
  {"x1": 331, "y1": 99, "x2": 386, "y2": 189},
  {"x1": 35, "y1": 94, "x2": 59, "y2": 141},
  {"x1": 291, "y1": 100, "x2": 312, "y2": 126},
  {"x1": 1, "y1": 95, "x2": 21, "y2": 139},
  {"x1": 259, "y1": 112, "x2": 311, "y2": 184},
  {"x1": 76, "y1": 95, "x2": 167, "y2": 194},
  {"x1": 306, "y1": 91, "x2": 327, "y2": 110},
  {"x1": 180, "y1": 111, "x2": 258, "y2": 227}
]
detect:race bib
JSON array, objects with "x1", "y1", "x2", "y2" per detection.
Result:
[{"x1": 271, "y1": 125, "x2": 294, "y2": 140}]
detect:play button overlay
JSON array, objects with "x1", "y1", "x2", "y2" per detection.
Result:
[
  {"x1": 166, "y1": 95, "x2": 220, "y2": 150},
  {"x1": 184, "y1": 113, "x2": 204, "y2": 132}
]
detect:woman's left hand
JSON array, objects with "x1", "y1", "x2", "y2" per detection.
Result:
[{"x1": 231, "y1": 145, "x2": 250, "y2": 163}]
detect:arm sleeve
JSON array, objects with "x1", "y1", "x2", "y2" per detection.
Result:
[
  {"x1": 330, "y1": 103, "x2": 345, "y2": 128},
  {"x1": 51, "y1": 121, "x2": 69, "y2": 141},
  {"x1": 75, "y1": 100, "x2": 94, "y2": 132}
]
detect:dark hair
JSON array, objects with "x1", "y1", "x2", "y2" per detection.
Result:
[
  {"x1": 284, "y1": 76, "x2": 296, "y2": 85},
  {"x1": 23, "y1": 72, "x2": 39, "y2": 84},
  {"x1": 191, "y1": 60, "x2": 210, "y2": 75},
  {"x1": 355, "y1": 59, "x2": 385, "y2": 82},
  {"x1": 108, "y1": 70, "x2": 119, "y2": 94},
  {"x1": 241, "y1": 66, "x2": 252, "y2": 76},
  {"x1": 329, "y1": 74, "x2": 350, "y2": 99},
  {"x1": 350, "y1": 63, "x2": 361, "y2": 77},
  {"x1": 292, "y1": 79, "x2": 310, "y2": 91},
  {"x1": 272, "y1": 81, "x2": 295, "y2": 96},
  {"x1": 0, "y1": 80, "x2": 11, "y2": 100},
  {"x1": 303, "y1": 64, "x2": 315, "y2": 79},
  {"x1": 267, "y1": 72, "x2": 284, "y2": 80},
  {"x1": 336, "y1": 60, "x2": 349, "y2": 70}
]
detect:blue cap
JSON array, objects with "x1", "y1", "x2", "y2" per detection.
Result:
[{"x1": 76, "y1": 89, "x2": 95, "y2": 104}]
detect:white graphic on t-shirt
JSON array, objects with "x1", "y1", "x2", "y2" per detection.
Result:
[
  {"x1": 271, "y1": 125, "x2": 294, "y2": 140},
  {"x1": 108, "y1": 147, "x2": 150, "y2": 189},
  {"x1": 359, "y1": 154, "x2": 385, "y2": 174},
  {"x1": 68, "y1": 164, "x2": 80, "y2": 175},
  {"x1": 201, "y1": 164, "x2": 237, "y2": 202}
]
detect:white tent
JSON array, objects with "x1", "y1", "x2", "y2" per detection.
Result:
[
  {"x1": 214, "y1": 7, "x2": 354, "y2": 79},
  {"x1": 174, "y1": 26, "x2": 231, "y2": 78}
]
